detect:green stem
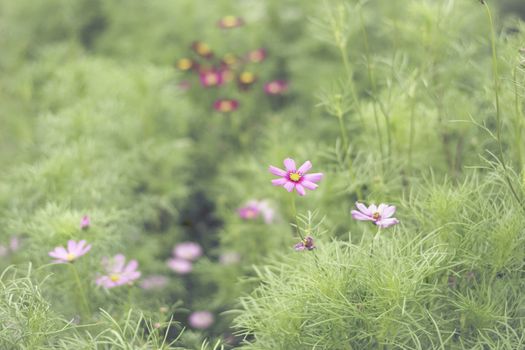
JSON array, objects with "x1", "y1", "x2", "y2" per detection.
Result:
[
  {"x1": 290, "y1": 195, "x2": 304, "y2": 240},
  {"x1": 69, "y1": 263, "x2": 90, "y2": 320}
]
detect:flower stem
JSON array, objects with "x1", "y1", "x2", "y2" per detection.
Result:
[
  {"x1": 290, "y1": 195, "x2": 304, "y2": 240},
  {"x1": 68, "y1": 263, "x2": 91, "y2": 320}
]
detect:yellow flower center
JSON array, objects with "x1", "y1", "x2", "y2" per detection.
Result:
[
  {"x1": 177, "y1": 58, "x2": 192, "y2": 70},
  {"x1": 66, "y1": 253, "x2": 75, "y2": 261},
  {"x1": 223, "y1": 53, "x2": 237, "y2": 65},
  {"x1": 110, "y1": 274, "x2": 121, "y2": 282},
  {"x1": 197, "y1": 43, "x2": 211, "y2": 55},
  {"x1": 222, "y1": 16, "x2": 238, "y2": 27},
  {"x1": 289, "y1": 172, "x2": 301, "y2": 182},
  {"x1": 220, "y1": 101, "x2": 233, "y2": 112},
  {"x1": 240, "y1": 72, "x2": 254, "y2": 83},
  {"x1": 205, "y1": 73, "x2": 218, "y2": 85},
  {"x1": 372, "y1": 212, "x2": 380, "y2": 220}
]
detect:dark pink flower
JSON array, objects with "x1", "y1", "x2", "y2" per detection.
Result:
[
  {"x1": 96, "y1": 254, "x2": 141, "y2": 288},
  {"x1": 199, "y1": 69, "x2": 224, "y2": 87},
  {"x1": 80, "y1": 215, "x2": 90, "y2": 230},
  {"x1": 217, "y1": 15, "x2": 244, "y2": 29},
  {"x1": 269, "y1": 158, "x2": 323, "y2": 196},
  {"x1": 188, "y1": 311, "x2": 214, "y2": 329},
  {"x1": 264, "y1": 80, "x2": 288, "y2": 95},
  {"x1": 173, "y1": 242, "x2": 202, "y2": 261},
  {"x1": 246, "y1": 48, "x2": 267, "y2": 63},
  {"x1": 213, "y1": 99, "x2": 239, "y2": 113},
  {"x1": 48, "y1": 240, "x2": 92, "y2": 263},
  {"x1": 294, "y1": 236, "x2": 315, "y2": 251},
  {"x1": 351, "y1": 202, "x2": 399, "y2": 228},
  {"x1": 167, "y1": 258, "x2": 192, "y2": 274}
]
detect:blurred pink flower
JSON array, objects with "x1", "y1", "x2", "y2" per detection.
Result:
[
  {"x1": 199, "y1": 69, "x2": 223, "y2": 87},
  {"x1": 264, "y1": 80, "x2": 288, "y2": 95},
  {"x1": 188, "y1": 311, "x2": 214, "y2": 329},
  {"x1": 96, "y1": 254, "x2": 141, "y2": 288},
  {"x1": 80, "y1": 215, "x2": 90, "y2": 230},
  {"x1": 269, "y1": 158, "x2": 323, "y2": 196},
  {"x1": 9, "y1": 236, "x2": 20, "y2": 251},
  {"x1": 48, "y1": 240, "x2": 92, "y2": 263},
  {"x1": 247, "y1": 48, "x2": 267, "y2": 63},
  {"x1": 174, "y1": 242, "x2": 202, "y2": 261},
  {"x1": 213, "y1": 99, "x2": 239, "y2": 113},
  {"x1": 219, "y1": 252, "x2": 241, "y2": 265},
  {"x1": 167, "y1": 258, "x2": 193, "y2": 274},
  {"x1": 238, "y1": 200, "x2": 275, "y2": 224},
  {"x1": 294, "y1": 236, "x2": 315, "y2": 251},
  {"x1": 139, "y1": 275, "x2": 169, "y2": 290},
  {"x1": 217, "y1": 15, "x2": 244, "y2": 29},
  {"x1": 351, "y1": 202, "x2": 399, "y2": 228}
]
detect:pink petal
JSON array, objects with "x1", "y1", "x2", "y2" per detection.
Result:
[
  {"x1": 376, "y1": 218, "x2": 399, "y2": 228},
  {"x1": 377, "y1": 204, "x2": 388, "y2": 215},
  {"x1": 351, "y1": 210, "x2": 373, "y2": 221},
  {"x1": 67, "y1": 240, "x2": 76, "y2": 253},
  {"x1": 112, "y1": 254, "x2": 126, "y2": 272},
  {"x1": 303, "y1": 173, "x2": 323, "y2": 183},
  {"x1": 283, "y1": 158, "x2": 296, "y2": 172},
  {"x1": 301, "y1": 180, "x2": 318, "y2": 190},
  {"x1": 283, "y1": 181, "x2": 295, "y2": 192},
  {"x1": 355, "y1": 202, "x2": 372, "y2": 216},
  {"x1": 381, "y1": 205, "x2": 396, "y2": 218},
  {"x1": 269, "y1": 166, "x2": 287, "y2": 177},
  {"x1": 297, "y1": 161, "x2": 312, "y2": 174},
  {"x1": 124, "y1": 260, "x2": 139, "y2": 273},
  {"x1": 295, "y1": 184, "x2": 306, "y2": 196},
  {"x1": 272, "y1": 178, "x2": 288, "y2": 186},
  {"x1": 73, "y1": 240, "x2": 86, "y2": 255},
  {"x1": 80, "y1": 244, "x2": 92, "y2": 256},
  {"x1": 369, "y1": 204, "x2": 378, "y2": 213},
  {"x1": 49, "y1": 247, "x2": 67, "y2": 259}
]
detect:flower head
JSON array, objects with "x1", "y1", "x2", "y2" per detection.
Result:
[
  {"x1": 80, "y1": 215, "x2": 90, "y2": 230},
  {"x1": 191, "y1": 41, "x2": 213, "y2": 59},
  {"x1": 199, "y1": 69, "x2": 224, "y2": 87},
  {"x1": 294, "y1": 236, "x2": 315, "y2": 251},
  {"x1": 167, "y1": 258, "x2": 193, "y2": 274},
  {"x1": 238, "y1": 200, "x2": 275, "y2": 224},
  {"x1": 247, "y1": 48, "x2": 267, "y2": 63},
  {"x1": 269, "y1": 158, "x2": 323, "y2": 196},
  {"x1": 237, "y1": 71, "x2": 257, "y2": 90},
  {"x1": 48, "y1": 240, "x2": 92, "y2": 263},
  {"x1": 221, "y1": 53, "x2": 239, "y2": 68},
  {"x1": 173, "y1": 241, "x2": 202, "y2": 261},
  {"x1": 213, "y1": 99, "x2": 239, "y2": 113},
  {"x1": 217, "y1": 15, "x2": 244, "y2": 29},
  {"x1": 96, "y1": 254, "x2": 141, "y2": 288},
  {"x1": 264, "y1": 80, "x2": 288, "y2": 95},
  {"x1": 176, "y1": 58, "x2": 197, "y2": 71},
  {"x1": 351, "y1": 202, "x2": 399, "y2": 228},
  {"x1": 188, "y1": 311, "x2": 214, "y2": 329},
  {"x1": 139, "y1": 275, "x2": 169, "y2": 290}
]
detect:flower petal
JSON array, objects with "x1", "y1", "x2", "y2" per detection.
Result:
[
  {"x1": 67, "y1": 240, "x2": 76, "y2": 254},
  {"x1": 49, "y1": 247, "x2": 67, "y2": 259},
  {"x1": 283, "y1": 181, "x2": 295, "y2": 192},
  {"x1": 295, "y1": 184, "x2": 306, "y2": 196},
  {"x1": 303, "y1": 173, "x2": 323, "y2": 183},
  {"x1": 283, "y1": 158, "x2": 296, "y2": 171},
  {"x1": 269, "y1": 166, "x2": 287, "y2": 177},
  {"x1": 369, "y1": 204, "x2": 378, "y2": 213},
  {"x1": 351, "y1": 210, "x2": 373, "y2": 221},
  {"x1": 301, "y1": 180, "x2": 318, "y2": 190},
  {"x1": 376, "y1": 218, "x2": 399, "y2": 228},
  {"x1": 382, "y1": 205, "x2": 396, "y2": 218},
  {"x1": 112, "y1": 254, "x2": 126, "y2": 272},
  {"x1": 297, "y1": 161, "x2": 312, "y2": 174},
  {"x1": 355, "y1": 202, "x2": 372, "y2": 216},
  {"x1": 81, "y1": 244, "x2": 92, "y2": 256},
  {"x1": 272, "y1": 178, "x2": 288, "y2": 186},
  {"x1": 124, "y1": 260, "x2": 139, "y2": 274}
]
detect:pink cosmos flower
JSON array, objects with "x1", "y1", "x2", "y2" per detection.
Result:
[
  {"x1": 48, "y1": 240, "x2": 92, "y2": 263},
  {"x1": 246, "y1": 48, "x2": 267, "y2": 63},
  {"x1": 139, "y1": 275, "x2": 169, "y2": 290},
  {"x1": 188, "y1": 311, "x2": 214, "y2": 329},
  {"x1": 238, "y1": 200, "x2": 275, "y2": 224},
  {"x1": 80, "y1": 215, "x2": 90, "y2": 230},
  {"x1": 269, "y1": 158, "x2": 323, "y2": 196},
  {"x1": 213, "y1": 99, "x2": 239, "y2": 113},
  {"x1": 264, "y1": 80, "x2": 288, "y2": 95},
  {"x1": 174, "y1": 242, "x2": 202, "y2": 261},
  {"x1": 217, "y1": 15, "x2": 244, "y2": 29},
  {"x1": 294, "y1": 236, "x2": 315, "y2": 251},
  {"x1": 199, "y1": 69, "x2": 224, "y2": 87},
  {"x1": 351, "y1": 202, "x2": 399, "y2": 228},
  {"x1": 96, "y1": 254, "x2": 141, "y2": 288},
  {"x1": 167, "y1": 258, "x2": 193, "y2": 274}
]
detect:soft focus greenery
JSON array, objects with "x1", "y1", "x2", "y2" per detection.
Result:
[{"x1": 1, "y1": 0, "x2": 524, "y2": 349}]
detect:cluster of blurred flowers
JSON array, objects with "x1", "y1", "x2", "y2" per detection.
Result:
[
  {"x1": 175, "y1": 15, "x2": 289, "y2": 112},
  {"x1": 167, "y1": 241, "x2": 202, "y2": 275}
]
